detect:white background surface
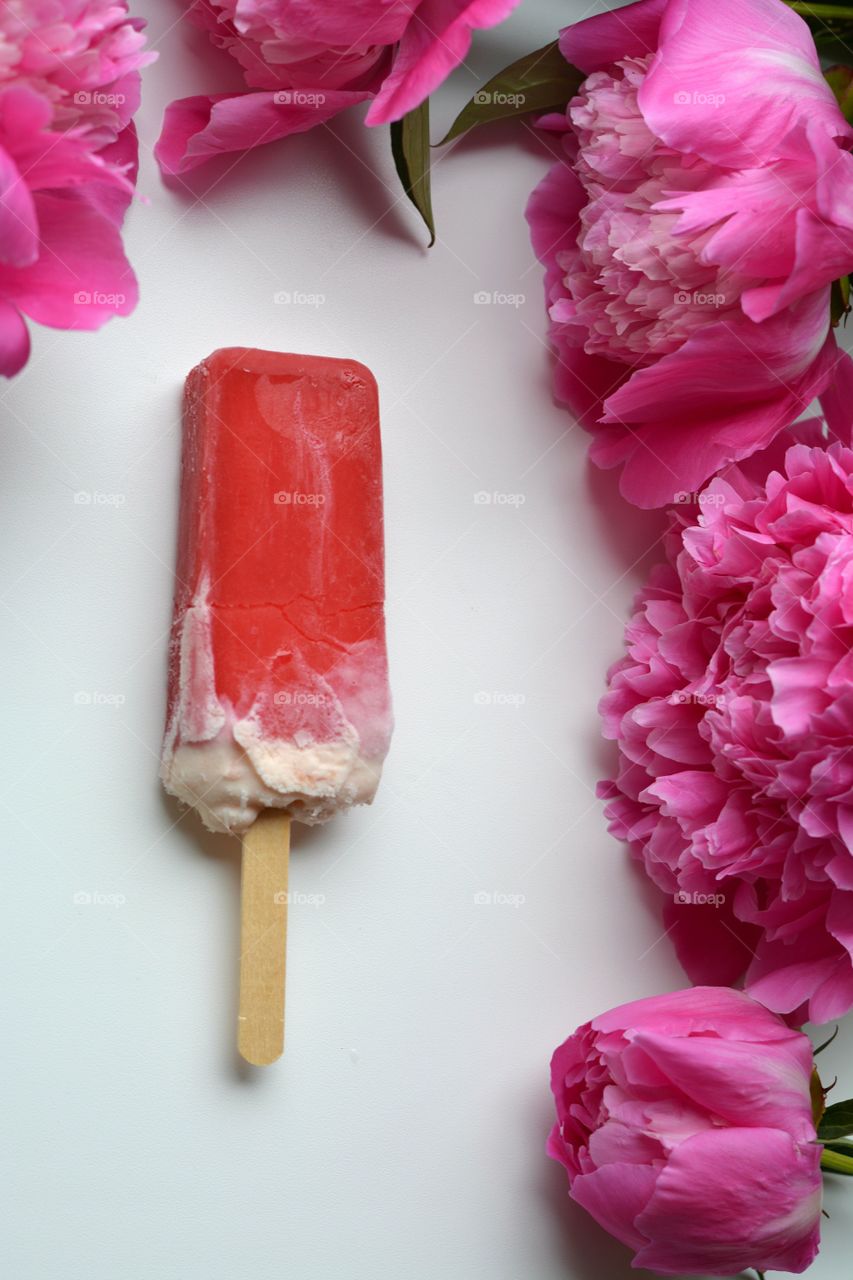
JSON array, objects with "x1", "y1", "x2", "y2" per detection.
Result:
[{"x1": 2, "y1": 2, "x2": 852, "y2": 1277}]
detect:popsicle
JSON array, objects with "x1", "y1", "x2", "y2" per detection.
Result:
[{"x1": 160, "y1": 348, "x2": 392, "y2": 1064}]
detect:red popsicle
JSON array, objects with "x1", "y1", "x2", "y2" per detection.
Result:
[{"x1": 160, "y1": 347, "x2": 392, "y2": 1062}]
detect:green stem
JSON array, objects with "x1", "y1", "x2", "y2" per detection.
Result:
[
  {"x1": 787, "y1": 2, "x2": 853, "y2": 16},
  {"x1": 821, "y1": 1148, "x2": 853, "y2": 1175}
]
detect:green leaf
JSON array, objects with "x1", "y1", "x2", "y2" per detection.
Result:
[
  {"x1": 438, "y1": 41, "x2": 584, "y2": 146},
  {"x1": 821, "y1": 1147, "x2": 853, "y2": 1175},
  {"x1": 812, "y1": 1068, "x2": 827, "y2": 1128},
  {"x1": 390, "y1": 100, "x2": 435, "y2": 246},
  {"x1": 787, "y1": 2, "x2": 853, "y2": 17},
  {"x1": 825, "y1": 66, "x2": 853, "y2": 120},
  {"x1": 832, "y1": 276, "x2": 851, "y2": 326},
  {"x1": 814, "y1": 1025, "x2": 840, "y2": 1055},
  {"x1": 819, "y1": 1098, "x2": 853, "y2": 1140}
]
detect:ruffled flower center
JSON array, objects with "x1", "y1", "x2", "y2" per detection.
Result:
[{"x1": 557, "y1": 56, "x2": 750, "y2": 365}]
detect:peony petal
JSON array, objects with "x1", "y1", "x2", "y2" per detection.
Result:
[
  {"x1": 638, "y1": 0, "x2": 848, "y2": 169},
  {"x1": 0, "y1": 145, "x2": 37, "y2": 268},
  {"x1": 570, "y1": 1161, "x2": 659, "y2": 1251},
  {"x1": 592, "y1": 985, "x2": 796, "y2": 1042},
  {"x1": 0, "y1": 192, "x2": 137, "y2": 330},
  {"x1": 0, "y1": 300, "x2": 30, "y2": 376},
  {"x1": 631, "y1": 1029, "x2": 815, "y2": 1140},
  {"x1": 634, "y1": 1127, "x2": 821, "y2": 1275},
  {"x1": 594, "y1": 295, "x2": 838, "y2": 507},
  {"x1": 366, "y1": 0, "x2": 522, "y2": 126},
  {"x1": 663, "y1": 895, "x2": 761, "y2": 987},
  {"x1": 819, "y1": 347, "x2": 853, "y2": 443},
  {"x1": 560, "y1": 0, "x2": 668, "y2": 74},
  {"x1": 155, "y1": 89, "x2": 371, "y2": 175}
]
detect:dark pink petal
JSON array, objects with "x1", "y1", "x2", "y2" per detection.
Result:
[
  {"x1": 595, "y1": 296, "x2": 837, "y2": 507},
  {"x1": 0, "y1": 192, "x2": 137, "y2": 330},
  {"x1": 0, "y1": 145, "x2": 37, "y2": 267},
  {"x1": 560, "y1": 0, "x2": 668, "y2": 74},
  {"x1": 366, "y1": 0, "x2": 522, "y2": 125},
  {"x1": 0, "y1": 300, "x2": 30, "y2": 376},
  {"x1": 155, "y1": 89, "x2": 371, "y2": 176}
]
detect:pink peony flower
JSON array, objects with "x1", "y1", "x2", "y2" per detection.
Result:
[
  {"x1": 549, "y1": 986, "x2": 822, "y2": 1276},
  {"x1": 155, "y1": 0, "x2": 520, "y2": 175},
  {"x1": 526, "y1": 0, "x2": 853, "y2": 508},
  {"x1": 0, "y1": 1, "x2": 155, "y2": 376},
  {"x1": 600, "y1": 411, "x2": 853, "y2": 1024}
]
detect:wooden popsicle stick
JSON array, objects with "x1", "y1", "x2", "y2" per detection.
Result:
[{"x1": 238, "y1": 810, "x2": 291, "y2": 1066}]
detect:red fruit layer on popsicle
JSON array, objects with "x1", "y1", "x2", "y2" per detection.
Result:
[{"x1": 160, "y1": 348, "x2": 392, "y2": 834}]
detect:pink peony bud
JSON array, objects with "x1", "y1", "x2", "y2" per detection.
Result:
[{"x1": 549, "y1": 987, "x2": 822, "y2": 1276}]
